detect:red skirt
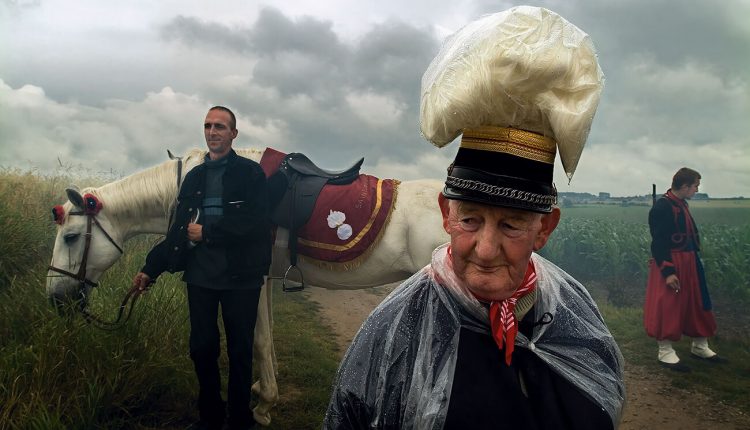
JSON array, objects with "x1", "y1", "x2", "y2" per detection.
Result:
[{"x1": 643, "y1": 251, "x2": 716, "y2": 340}]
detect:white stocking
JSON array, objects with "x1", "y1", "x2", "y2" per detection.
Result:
[
  {"x1": 657, "y1": 340, "x2": 680, "y2": 363},
  {"x1": 691, "y1": 337, "x2": 717, "y2": 358}
]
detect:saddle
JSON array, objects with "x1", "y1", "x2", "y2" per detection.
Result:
[{"x1": 269, "y1": 152, "x2": 363, "y2": 291}]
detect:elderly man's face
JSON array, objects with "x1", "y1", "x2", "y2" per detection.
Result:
[{"x1": 438, "y1": 194, "x2": 560, "y2": 301}]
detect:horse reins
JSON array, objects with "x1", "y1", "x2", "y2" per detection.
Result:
[
  {"x1": 49, "y1": 155, "x2": 185, "y2": 330},
  {"x1": 47, "y1": 209, "x2": 140, "y2": 330}
]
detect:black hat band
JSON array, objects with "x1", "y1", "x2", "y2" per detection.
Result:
[
  {"x1": 445, "y1": 175, "x2": 556, "y2": 206},
  {"x1": 442, "y1": 126, "x2": 558, "y2": 213}
]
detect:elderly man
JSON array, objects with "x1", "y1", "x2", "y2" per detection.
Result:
[{"x1": 324, "y1": 7, "x2": 625, "y2": 430}]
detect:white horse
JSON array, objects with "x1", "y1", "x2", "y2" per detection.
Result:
[{"x1": 46, "y1": 147, "x2": 448, "y2": 426}]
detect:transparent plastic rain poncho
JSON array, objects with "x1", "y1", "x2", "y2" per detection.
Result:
[{"x1": 324, "y1": 244, "x2": 625, "y2": 429}]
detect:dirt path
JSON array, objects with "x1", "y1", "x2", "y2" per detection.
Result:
[{"x1": 303, "y1": 285, "x2": 750, "y2": 430}]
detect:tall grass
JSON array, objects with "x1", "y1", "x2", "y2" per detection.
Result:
[
  {"x1": 0, "y1": 169, "x2": 340, "y2": 429},
  {"x1": 0, "y1": 256, "x2": 339, "y2": 429},
  {"x1": 2, "y1": 170, "x2": 749, "y2": 427},
  {"x1": 0, "y1": 165, "x2": 196, "y2": 428},
  {"x1": 540, "y1": 213, "x2": 750, "y2": 308},
  {"x1": 539, "y1": 204, "x2": 750, "y2": 412},
  {"x1": 561, "y1": 202, "x2": 750, "y2": 227}
]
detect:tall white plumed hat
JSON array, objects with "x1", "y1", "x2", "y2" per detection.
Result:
[{"x1": 420, "y1": 6, "x2": 604, "y2": 213}]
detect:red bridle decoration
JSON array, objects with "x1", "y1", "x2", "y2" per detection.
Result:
[
  {"x1": 52, "y1": 205, "x2": 66, "y2": 225},
  {"x1": 52, "y1": 195, "x2": 103, "y2": 223},
  {"x1": 83, "y1": 193, "x2": 103, "y2": 215}
]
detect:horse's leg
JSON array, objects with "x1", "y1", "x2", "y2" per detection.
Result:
[
  {"x1": 268, "y1": 279, "x2": 278, "y2": 379},
  {"x1": 252, "y1": 279, "x2": 278, "y2": 426}
]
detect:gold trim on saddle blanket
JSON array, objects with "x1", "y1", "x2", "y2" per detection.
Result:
[
  {"x1": 299, "y1": 180, "x2": 399, "y2": 272},
  {"x1": 460, "y1": 126, "x2": 556, "y2": 164},
  {"x1": 298, "y1": 179, "x2": 386, "y2": 252}
]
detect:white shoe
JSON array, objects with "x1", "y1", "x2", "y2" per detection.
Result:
[
  {"x1": 657, "y1": 340, "x2": 691, "y2": 372},
  {"x1": 691, "y1": 337, "x2": 717, "y2": 358},
  {"x1": 690, "y1": 337, "x2": 727, "y2": 363},
  {"x1": 657, "y1": 340, "x2": 680, "y2": 364}
]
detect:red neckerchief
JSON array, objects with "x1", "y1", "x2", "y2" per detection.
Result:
[
  {"x1": 489, "y1": 261, "x2": 537, "y2": 365},
  {"x1": 665, "y1": 189, "x2": 698, "y2": 244},
  {"x1": 445, "y1": 247, "x2": 537, "y2": 365}
]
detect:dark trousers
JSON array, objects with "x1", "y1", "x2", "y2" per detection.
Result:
[{"x1": 186, "y1": 284, "x2": 262, "y2": 427}]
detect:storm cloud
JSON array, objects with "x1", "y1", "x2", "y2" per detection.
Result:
[{"x1": 1, "y1": 0, "x2": 747, "y2": 196}]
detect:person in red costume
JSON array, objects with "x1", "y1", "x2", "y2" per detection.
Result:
[{"x1": 644, "y1": 167, "x2": 726, "y2": 372}]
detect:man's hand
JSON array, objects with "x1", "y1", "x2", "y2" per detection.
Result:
[
  {"x1": 132, "y1": 272, "x2": 152, "y2": 295},
  {"x1": 188, "y1": 222, "x2": 203, "y2": 242},
  {"x1": 665, "y1": 274, "x2": 680, "y2": 293}
]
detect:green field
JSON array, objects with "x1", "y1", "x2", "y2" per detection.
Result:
[
  {"x1": 561, "y1": 200, "x2": 750, "y2": 226},
  {"x1": 1, "y1": 169, "x2": 748, "y2": 428},
  {"x1": 545, "y1": 202, "x2": 750, "y2": 302}
]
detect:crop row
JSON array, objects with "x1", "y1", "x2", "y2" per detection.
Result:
[{"x1": 540, "y1": 217, "x2": 750, "y2": 307}]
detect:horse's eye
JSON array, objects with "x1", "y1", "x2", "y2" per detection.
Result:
[{"x1": 63, "y1": 233, "x2": 80, "y2": 245}]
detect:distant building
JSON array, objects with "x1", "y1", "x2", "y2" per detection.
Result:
[
  {"x1": 556, "y1": 191, "x2": 719, "y2": 205},
  {"x1": 558, "y1": 192, "x2": 597, "y2": 204}
]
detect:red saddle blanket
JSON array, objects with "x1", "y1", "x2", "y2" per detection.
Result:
[{"x1": 260, "y1": 147, "x2": 398, "y2": 267}]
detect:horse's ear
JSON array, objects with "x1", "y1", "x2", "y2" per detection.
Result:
[
  {"x1": 66, "y1": 187, "x2": 84, "y2": 208},
  {"x1": 167, "y1": 149, "x2": 182, "y2": 160}
]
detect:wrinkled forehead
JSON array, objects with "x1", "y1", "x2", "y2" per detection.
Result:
[{"x1": 451, "y1": 199, "x2": 539, "y2": 221}]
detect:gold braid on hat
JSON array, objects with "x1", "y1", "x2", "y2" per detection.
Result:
[{"x1": 460, "y1": 126, "x2": 556, "y2": 165}]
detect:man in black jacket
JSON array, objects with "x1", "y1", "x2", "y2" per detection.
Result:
[{"x1": 133, "y1": 106, "x2": 271, "y2": 430}]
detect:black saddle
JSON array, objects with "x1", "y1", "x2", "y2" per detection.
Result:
[
  {"x1": 268, "y1": 152, "x2": 363, "y2": 291},
  {"x1": 284, "y1": 153, "x2": 363, "y2": 182}
]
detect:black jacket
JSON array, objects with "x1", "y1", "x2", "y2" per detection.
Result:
[{"x1": 142, "y1": 149, "x2": 272, "y2": 282}]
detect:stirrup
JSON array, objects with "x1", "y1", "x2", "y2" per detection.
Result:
[{"x1": 282, "y1": 264, "x2": 305, "y2": 292}]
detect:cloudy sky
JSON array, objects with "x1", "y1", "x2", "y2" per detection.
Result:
[{"x1": 1, "y1": 0, "x2": 748, "y2": 197}]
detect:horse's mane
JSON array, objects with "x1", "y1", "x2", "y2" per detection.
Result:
[
  {"x1": 81, "y1": 150, "x2": 201, "y2": 221},
  {"x1": 80, "y1": 147, "x2": 264, "y2": 222}
]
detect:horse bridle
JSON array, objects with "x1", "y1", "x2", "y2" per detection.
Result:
[
  {"x1": 47, "y1": 155, "x2": 192, "y2": 329},
  {"x1": 48, "y1": 209, "x2": 123, "y2": 287},
  {"x1": 47, "y1": 209, "x2": 141, "y2": 330}
]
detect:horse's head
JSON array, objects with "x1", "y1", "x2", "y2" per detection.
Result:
[{"x1": 47, "y1": 187, "x2": 124, "y2": 313}]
